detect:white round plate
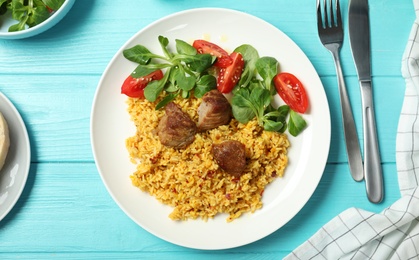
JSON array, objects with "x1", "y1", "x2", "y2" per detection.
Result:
[
  {"x1": 91, "y1": 8, "x2": 331, "y2": 250},
  {"x1": 0, "y1": 0, "x2": 75, "y2": 39},
  {"x1": 0, "y1": 92, "x2": 31, "y2": 221}
]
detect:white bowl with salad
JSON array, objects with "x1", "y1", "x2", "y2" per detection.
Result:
[{"x1": 0, "y1": 0, "x2": 75, "y2": 39}]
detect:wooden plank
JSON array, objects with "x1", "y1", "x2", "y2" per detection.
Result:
[
  {"x1": 0, "y1": 162, "x2": 401, "y2": 257},
  {"x1": 0, "y1": 74, "x2": 404, "y2": 164},
  {"x1": 0, "y1": 0, "x2": 414, "y2": 77},
  {"x1": 0, "y1": 0, "x2": 414, "y2": 259}
]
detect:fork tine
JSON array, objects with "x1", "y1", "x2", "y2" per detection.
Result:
[
  {"x1": 323, "y1": 0, "x2": 328, "y2": 27},
  {"x1": 317, "y1": 0, "x2": 343, "y2": 29},
  {"x1": 336, "y1": 0, "x2": 342, "y2": 27},
  {"x1": 328, "y1": 0, "x2": 333, "y2": 27},
  {"x1": 316, "y1": 0, "x2": 323, "y2": 29}
]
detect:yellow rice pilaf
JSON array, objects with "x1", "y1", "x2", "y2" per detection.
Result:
[{"x1": 126, "y1": 95, "x2": 290, "y2": 222}]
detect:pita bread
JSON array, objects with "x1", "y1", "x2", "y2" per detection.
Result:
[{"x1": 0, "y1": 112, "x2": 10, "y2": 171}]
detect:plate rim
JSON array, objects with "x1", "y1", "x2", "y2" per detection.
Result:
[
  {"x1": 0, "y1": 91, "x2": 31, "y2": 221},
  {"x1": 91, "y1": 7, "x2": 331, "y2": 250}
]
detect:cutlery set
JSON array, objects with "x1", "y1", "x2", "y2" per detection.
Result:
[{"x1": 317, "y1": 0, "x2": 383, "y2": 203}]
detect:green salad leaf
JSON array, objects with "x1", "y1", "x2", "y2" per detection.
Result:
[
  {"x1": 123, "y1": 36, "x2": 217, "y2": 109},
  {"x1": 1, "y1": 0, "x2": 65, "y2": 32},
  {"x1": 233, "y1": 44, "x2": 259, "y2": 90},
  {"x1": 255, "y1": 56, "x2": 279, "y2": 94},
  {"x1": 288, "y1": 110, "x2": 307, "y2": 136},
  {"x1": 122, "y1": 37, "x2": 308, "y2": 136},
  {"x1": 230, "y1": 44, "x2": 307, "y2": 134}
]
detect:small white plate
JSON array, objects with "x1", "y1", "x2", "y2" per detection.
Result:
[
  {"x1": 91, "y1": 8, "x2": 331, "y2": 250},
  {"x1": 0, "y1": 0, "x2": 75, "y2": 39},
  {"x1": 0, "y1": 92, "x2": 31, "y2": 221}
]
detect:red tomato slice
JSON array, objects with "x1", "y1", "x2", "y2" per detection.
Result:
[
  {"x1": 273, "y1": 72, "x2": 309, "y2": 113},
  {"x1": 121, "y1": 70, "x2": 164, "y2": 98},
  {"x1": 192, "y1": 39, "x2": 233, "y2": 68},
  {"x1": 217, "y1": 52, "x2": 244, "y2": 93}
]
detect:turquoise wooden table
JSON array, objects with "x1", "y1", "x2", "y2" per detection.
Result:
[{"x1": 0, "y1": 0, "x2": 415, "y2": 259}]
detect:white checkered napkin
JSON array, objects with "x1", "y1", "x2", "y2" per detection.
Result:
[
  {"x1": 284, "y1": 1, "x2": 419, "y2": 259},
  {"x1": 285, "y1": 194, "x2": 419, "y2": 259}
]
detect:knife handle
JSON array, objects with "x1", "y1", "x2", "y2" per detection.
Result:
[
  {"x1": 331, "y1": 48, "x2": 364, "y2": 182},
  {"x1": 360, "y1": 80, "x2": 383, "y2": 203}
]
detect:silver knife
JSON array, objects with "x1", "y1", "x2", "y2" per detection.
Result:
[{"x1": 348, "y1": 0, "x2": 383, "y2": 203}]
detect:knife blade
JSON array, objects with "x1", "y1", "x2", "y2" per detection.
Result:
[{"x1": 348, "y1": 0, "x2": 383, "y2": 203}]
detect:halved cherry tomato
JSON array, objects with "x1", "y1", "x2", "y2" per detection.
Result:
[
  {"x1": 273, "y1": 72, "x2": 309, "y2": 113},
  {"x1": 192, "y1": 39, "x2": 233, "y2": 68},
  {"x1": 121, "y1": 70, "x2": 164, "y2": 98},
  {"x1": 217, "y1": 52, "x2": 244, "y2": 93}
]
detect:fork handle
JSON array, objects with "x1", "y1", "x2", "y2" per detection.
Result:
[
  {"x1": 360, "y1": 80, "x2": 383, "y2": 203},
  {"x1": 330, "y1": 46, "x2": 364, "y2": 182}
]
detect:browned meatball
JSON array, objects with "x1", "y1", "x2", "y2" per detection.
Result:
[
  {"x1": 211, "y1": 140, "x2": 246, "y2": 177},
  {"x1": 155, "y1": 102, "x2": 197, "y2": 149},
  {"x1": 197, "y1": 89, "x2": 232, "y2": 131}
]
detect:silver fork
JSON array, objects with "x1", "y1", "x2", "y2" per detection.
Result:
[{"x1": 317, "y1": 0, "x2": 364, "y2": 181}]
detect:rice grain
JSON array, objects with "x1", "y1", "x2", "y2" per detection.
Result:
[{"x1": 126, "y1": 95, "x2": 289, "y2": 222}]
